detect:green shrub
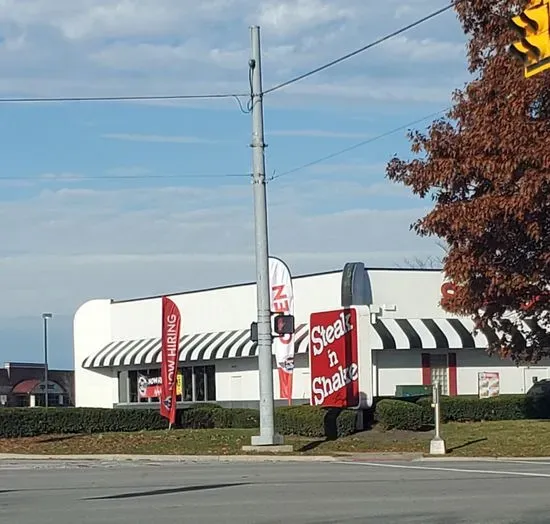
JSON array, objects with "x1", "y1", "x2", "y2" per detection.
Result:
[
  {"x1": 375, "y1": 399, "x2": 426, "y2": 431},
  {"x1": 179, "y1": 406, "x2": 259, "y2": 429},
  {"x1": 0, "y1": 404, "x2": 358, "y2": 439},
  {"x1": 415, "y1": 394, "x2": 550, "y2": 423},
  {"x1": 275, "y1": 405, "x2": 357, "y2": 438},
  {"x1": 0, "y1": 407, "x2": 166, "y2": 438}
]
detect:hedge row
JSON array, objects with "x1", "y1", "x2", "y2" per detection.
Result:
[
  {"x1": 175, "y1": 404, "x2": 357, "y2": 438},
  {"x1": 375, "y1": 399, "x2": 427, "y2": 431},
  {"x1": 0, "y1": 407, "x2": 167, "y2": 438},
  {"x1": 0, "y1": 404, "x2": 358, "y2": 439},
  {"x1": 375, "y1": 394, "x2": 550, "y2": 431}
]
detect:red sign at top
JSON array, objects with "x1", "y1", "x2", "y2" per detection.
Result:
[{"x1": 309, "y1": 308, "x2": 359, "y2": 408}]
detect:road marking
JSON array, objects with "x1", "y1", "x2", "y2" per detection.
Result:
[{"x1": 339, "y1": 461, "x2": 550, "y2": 478}]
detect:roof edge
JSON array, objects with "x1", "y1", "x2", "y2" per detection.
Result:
[{"x1": 112, "y1": 266, "x2": 442, "y2": 305}]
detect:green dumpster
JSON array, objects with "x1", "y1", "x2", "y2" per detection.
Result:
[{"x1": 395, "y1": 384, "x2": 432, "y2": 398}]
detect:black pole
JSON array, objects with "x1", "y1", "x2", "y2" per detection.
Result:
[{"x1": 43, "y1": 316, "x2": 48, "y2": 408}]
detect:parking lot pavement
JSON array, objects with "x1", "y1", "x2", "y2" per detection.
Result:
[{"x1": 1, "y1": 459, "x2": 550, "y2": 523}]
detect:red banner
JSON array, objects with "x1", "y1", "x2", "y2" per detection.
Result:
[
  {"x1": 309, "y1": 308, "x2": 359, "y2": 408},
  {"x1": 269, "y1": 256, "x2": 295, "y2": 404},
  {"x1": 160, "y1": 296, "x2": 181, "y2": 425}
]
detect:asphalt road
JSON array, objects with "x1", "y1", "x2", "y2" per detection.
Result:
[{"x1": 2, "y1": 458, "x2": 550, "y2": 523}]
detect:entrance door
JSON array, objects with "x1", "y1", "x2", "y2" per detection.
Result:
[
  {"x1": 523, "y1": 367, "x2": 549, "y2": 392},
  {"x1": 230, "y1": 375, "x2": 242, "y2": 401}
]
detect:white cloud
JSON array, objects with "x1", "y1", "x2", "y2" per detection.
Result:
[
  {"x1": 0, "y1": 0, "x2": 465, "y2": 326},
  {"x1": 39, "y1": 172, "x2": 86, "y2": 181},
  {"x1": 0, "y1": 179, "x2": 438, "y2": 317},
  {"x1": 257, "y1": 0, "x2": 354, "y2": 37},
  {"x1": 280, "y1": 78, "x2": 456, "y2": 104},
  {"x1": 0, "y1": 0, "x2": 468, "y2": 106},
  {"x1": 380, "y1": 36, "x2": 466, "y2": 62},
  {"x1": 102, "y1": 133, "x2": 218, "y2": 144}
]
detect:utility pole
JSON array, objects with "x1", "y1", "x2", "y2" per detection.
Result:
[
  {"x1": 249, "y1": 25, "x2": 283, "y2": 447},
  {"x1": 42, "y1": 312, "x2": 53, "y2": 408}
]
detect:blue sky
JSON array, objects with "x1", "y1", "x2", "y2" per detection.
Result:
[{"x1": 0, "y1": 0, "x2": 470, "y2": 369}]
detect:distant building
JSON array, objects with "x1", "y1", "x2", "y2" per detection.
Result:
[{"x1": 0, "y1": 362, "x2": 74, "y2": 407}]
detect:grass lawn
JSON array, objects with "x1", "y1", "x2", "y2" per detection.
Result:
[{"x1": 1, "y1": 420, "x2": 550, "y2": 457}]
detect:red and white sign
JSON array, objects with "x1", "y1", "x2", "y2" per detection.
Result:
[
  {"x1": 138, "y1": 373, "x2": 182, "y2": 400},
  {"x1": 138, "y1": 374, "x2": 163, "y2": 399},
  {"x1": 269, "y1": 256, "x2": 295, "y2": 403},
  {"x1": 160, "y1": 296, "x2": 181, "y2": 426},
  {"x1": 309, "y1": 308, "x2": 360, "y2": 408}
]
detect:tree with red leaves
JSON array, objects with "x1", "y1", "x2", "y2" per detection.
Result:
[{"x1": 386, "y1": 0, "x2": 549, "y2": 363}]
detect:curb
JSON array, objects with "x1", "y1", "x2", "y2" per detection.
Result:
[
  {"x1": 335, "y1": 452, "x2": 423, "y2": 462},
  {"x1": 416, "y1": 456, "x2": 550, "y2": 462},
  {"x1": 0, "y1": 453, "x2": 339, "y2": 463},
  {"x1": 1, "y1": 453, "x2": 550, "y2": 463}
]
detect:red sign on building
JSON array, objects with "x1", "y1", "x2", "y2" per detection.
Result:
[{"x1": 309, "y1": 308, "x2": 360, "y2": 408}]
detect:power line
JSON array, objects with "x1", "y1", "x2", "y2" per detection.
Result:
[
  {"x1": 269, "y1": 108, "x2": 449, "y2": 181},
  {"x1": 0, "y1": 172, "x2": 251, "y2": 181},
  {"x1": 0, "y1": 92, "x2": 249, "y2": 104},
  {"x1": 263, "y1": 1, "x2": 460, "y2": 95}
]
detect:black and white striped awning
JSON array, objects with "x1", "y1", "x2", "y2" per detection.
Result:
[
  {"x1": 370, "y1": 317, "x2": 494, "y2": 350},
  {"x1": 82, "y1": 323, "x2": 310, "y2": 369},
  {"x1": 83, "y1": 315, "x2": 535, "y2": 369}
]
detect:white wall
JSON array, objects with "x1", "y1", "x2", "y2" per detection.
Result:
[
  {"x1": 108, "y1": 271, "x2": 343, "y2": 342},
  {"x1": 367, "y1": 269, "x2": 448, "y2": 318},
  {"x1": 73, "y1": 299, "x2": 118, "y2": 408},
  {"x1": 215, "y1": 354, "x2": 311, "y2": 402},
  {"x1": 101, "y1": 268, "x2": 448, "y2": 344},
  {"x1": 456, "y1": 351, "x2": 550, "y2": 395},
  {"x1": 376, "y1": 350, "x2": 423, "y2": 396},
  {"x1": 375, "y1": 349, "x2": 550, "y2": 397}
]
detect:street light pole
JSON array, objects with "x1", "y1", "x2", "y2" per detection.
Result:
[
  {"x1": 248, "y1": 25, "x2": 282, "y2": 447},
  {"x1": 42, "y1": 313, "x2": 53, "y2": 408}
]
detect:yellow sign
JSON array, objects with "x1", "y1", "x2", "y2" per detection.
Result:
[
  {"x1": 176, "y1": 372, "x2": 182, "y2": 396},
  {"x1": 510, "y1": 0, "x2": 550, "y2": 77}
]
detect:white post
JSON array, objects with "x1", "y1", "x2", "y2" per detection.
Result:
[{"x1": 429, "y1": 380, "x2": 446, "y2": 455}]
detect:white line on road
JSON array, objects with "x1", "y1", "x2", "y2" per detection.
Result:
[{"x1": 339, "y1": 461, "x2": 550, "y2": 478}]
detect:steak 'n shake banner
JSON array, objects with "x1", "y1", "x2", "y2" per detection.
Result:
[
  {"x1": 160, "y1": 296, "x2": 181, "y2": 426},
  {"x1": 309, "y1": 306, "x2": 373, "y2": 409},
  {"x1": 269, "y1": 256, "x2": 295, "y2": 403}
]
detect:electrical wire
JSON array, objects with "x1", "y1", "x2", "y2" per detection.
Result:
[
  {"x1": 0, "y1": 172, "x2": 251, "y2": 181},
  {"x1": 269, "y1": 108, "x2": 449, "y2": 181},
  {"x1": 263, "y1": 1, "x2": 461, "y2": 95},
  {"x1": 0, "y1": 92, "x2": 249, "y2": 104}
]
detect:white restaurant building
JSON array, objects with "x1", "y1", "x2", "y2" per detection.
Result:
[{"x1": 74, "y1": 263, "x2": 548, "y2": 409}]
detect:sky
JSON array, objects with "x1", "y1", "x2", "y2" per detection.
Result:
[{"x1": 0, "y1": 0, "x2": 470, "y2": 369}]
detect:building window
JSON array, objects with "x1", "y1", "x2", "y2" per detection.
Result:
[
  {"x1": 430, "y1": 354, "x2": 449, "y2": 395},
  {"x1": 182, "y1": 367, "x2": 193, "y2": 401},
  {"x1": 127, "y1": 365, "x2": 216, "y2": 404},
  {"x1": 422, "y1": 353, "x2": 450, "y2": 395},
  {"x1": 129, "y1": 371, "x2": 138, "y2": 403},
  {"x1": 194, "y1": 366, "x2": 205, "y2": 401},
  {"x1": 206, "y1": 365, "x2": 216, "y2": 401}
]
